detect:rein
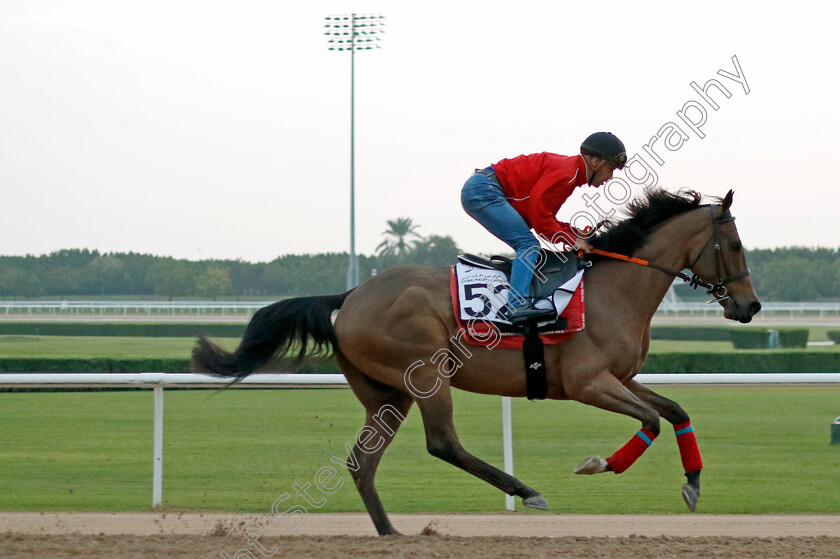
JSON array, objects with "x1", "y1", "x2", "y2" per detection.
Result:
[{"x1": 585, "y1": 205, "x2": 750, "y2": 303}]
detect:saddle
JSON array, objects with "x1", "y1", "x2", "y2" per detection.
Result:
[
  {"x1": 457, "y1": 249, "x2": 589, "y2": 300},
  {"x1": 453, "y1": 249, "x2": 589, "y2": 402}
]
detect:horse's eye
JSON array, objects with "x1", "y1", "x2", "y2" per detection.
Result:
[{"x1": 729, "y1": 241, "x2": 742, "y2": 252}]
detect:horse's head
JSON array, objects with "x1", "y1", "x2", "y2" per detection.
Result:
[{"x1": 688, "y1": 190, "x2": 761, "y2": 323}]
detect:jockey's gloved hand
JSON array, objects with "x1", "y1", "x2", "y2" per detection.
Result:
[{"x1": 575, "y1": 240, "x2": 593, "y2": 253}]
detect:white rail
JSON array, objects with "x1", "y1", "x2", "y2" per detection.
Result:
[
  {"x1": 3, "y1": 372, "x2": 839, "y2": 509},
  {"x1": 0, "y1": 300, "x2": 272, "y2": 317},
  {"x1": 0, "y1": 373, "x2": 346, "y2": 387},
  {"x1": 656, "y1": 301, "x2": 840, "y2": 317}
]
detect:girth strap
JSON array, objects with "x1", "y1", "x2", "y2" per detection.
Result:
[{"x1": 522, "y1": 324, "x2": 548, "y2": 400}]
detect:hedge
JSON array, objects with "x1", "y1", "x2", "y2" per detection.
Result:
[
  {"x1": 2, "y1": 351, "x2": 839, "y2": 374},
  {"x1": 0, "y1": 357, "x2": 338, "y2": 374},
  {"x1": 649, "y1": 327, "x2": 812, "y2": 346},
  {"x1": 649, "y1": 326, "x2": 732, "y2": 341},
  {"x1": 778, "y1": 328, "x2": 809, "y2": 349},
  {"x1": 729, "y1": 327, "x2": 810, "y2": 349},
  {"x1": 0, "y1": 358, "x2": 193, "y2": 373},
  {"x1": 0, "y1": 322, "x2": 246, "y2": 338},
  {"x1": 827, "y1": 331, "x2": 840, "y2": 344},
  {"x1": 640, "y1": 351, "x2": 840, "y2": 372},
  {"x1": 730, "y1": 328, "x2": 771, "y2": 349}
]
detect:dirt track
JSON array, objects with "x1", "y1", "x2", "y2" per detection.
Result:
[{"x1": 2, "y1": 513, "x2": 839, "y2": 558}]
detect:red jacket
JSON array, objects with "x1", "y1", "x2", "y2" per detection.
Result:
[{"x1": 493, "y1": 152, "x2": 588, "y2": 244}]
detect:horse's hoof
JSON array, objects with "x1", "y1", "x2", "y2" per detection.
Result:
[
  {"x1": 574, "y1": 455, "x2": 607, "y2": 475},
  {"x1": 682, "y1": 483, "x2": 700, "y2": 512},
  {"x1": 380, "y1": 529, "x2": 403, "y2": 537},
  {"x1": 523, "y1": 494, "x2": 549, "y2": 510}
]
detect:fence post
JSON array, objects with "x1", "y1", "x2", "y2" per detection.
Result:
[
  {"x1": 153, "y1": 386, "x2": 164, "y2": 508},
  {"x1": 502, "y1": 396, "x2": 514, "y2": 511}
]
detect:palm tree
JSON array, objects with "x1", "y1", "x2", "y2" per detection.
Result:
[{"x1": 376, "y1": 217, "x2": 424, "y2": 257}]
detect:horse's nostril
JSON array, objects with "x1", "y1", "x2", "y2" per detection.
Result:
[{"x1": 749, "y1": 301, "x2": 762, "y2": 315}]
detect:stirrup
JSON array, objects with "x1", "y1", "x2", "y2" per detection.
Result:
[{"x1": 500, "y1": 304, "x2": 555, "y2": 325}]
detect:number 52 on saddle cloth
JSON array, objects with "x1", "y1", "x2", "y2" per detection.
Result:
[{"x1": 449, "y1": 253, "x2": 586, "y2": 349}]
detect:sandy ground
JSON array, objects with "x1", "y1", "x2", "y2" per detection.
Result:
[{"x1": 2, "y1": 513, "x2": 839, "y2": 559}]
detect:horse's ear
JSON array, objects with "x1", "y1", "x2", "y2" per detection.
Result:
[{"x1": 721, "y1": 189, "x2": 734, "y2": 212}]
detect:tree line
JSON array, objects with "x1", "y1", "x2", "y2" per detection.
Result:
[
  {"x1": 669, "y1": 247, "x2": 838, "y2": 301},
  {"x1": 0, "y1": 219, "x2": 462, "y2": 299},
  {"x1": 0, "y1": 235, "x2": 837, "y2": 301}
]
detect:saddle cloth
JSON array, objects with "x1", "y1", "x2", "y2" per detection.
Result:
[{"x1": 449, "y1": 262, "x2": 586, "y2": 349}]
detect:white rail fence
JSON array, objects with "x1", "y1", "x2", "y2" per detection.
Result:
[
  {"x1": 3, "y1": 372, "x2": 840, "y2": 510},
  {"x1": 0, "y1": 301, "x2": 268, "y2": 317},
  {"x1": 2, "y1": 300, "x2": 840, "y2": 318},
  {"x1": 657, "y1": 301, "x2": 840, "y2": 318}
]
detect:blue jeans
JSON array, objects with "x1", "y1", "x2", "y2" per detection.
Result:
[{"x1": 461, "y1": 169, "x2": 540, "y2": 309}]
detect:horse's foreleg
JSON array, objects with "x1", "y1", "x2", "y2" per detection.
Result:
[
  {"x1": 568, "y1": 370, "x2": 661, "y2": 475},
  {"x1": 626, "y1": 379, "x2": 702, "y2": 511},
  {"x1": 414, "y1": 387, "x2": 548, "y2": 510}
]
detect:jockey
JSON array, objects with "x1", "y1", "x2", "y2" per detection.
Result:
[{"x1": 461, "y1": 131, "x2": 627, "y2": 325}]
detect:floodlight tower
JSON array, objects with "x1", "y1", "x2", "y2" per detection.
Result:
[{"x1": 325, "y1": 13, "x2": 385, "y2": 290}]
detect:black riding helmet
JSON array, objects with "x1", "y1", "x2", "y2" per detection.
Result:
[{"x1": 580, "y1": 132, "x2": 627, "y2": 170}]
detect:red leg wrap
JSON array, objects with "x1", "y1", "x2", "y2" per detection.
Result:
[
  {"x1": 605, "y1": 428, "x2": 657, "y2": 474},
  {"x1": 674, "y1": 421, "x2": 703, "y2": 472}
]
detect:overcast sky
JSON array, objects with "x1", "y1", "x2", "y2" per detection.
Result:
[{"x1": 1, "y1": 1, "x2": 838, "y2": 262}]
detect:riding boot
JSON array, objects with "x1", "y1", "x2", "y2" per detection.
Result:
[{"x1": 499, "y1": 303, "x2": 555, "y2": 325}]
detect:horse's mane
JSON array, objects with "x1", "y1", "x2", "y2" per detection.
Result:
[{"x1": 589, "y1": 188, "x2": 704, "y2": 255}]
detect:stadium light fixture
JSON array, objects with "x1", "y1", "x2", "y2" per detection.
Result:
[{"x1": 325, "y1": 13, "x2": 386, "y2": 290}]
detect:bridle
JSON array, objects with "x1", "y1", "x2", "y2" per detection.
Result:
[
  {"x1": 683, "y1": 204, "x2": 751, "y2": 302},
  {"x1": 587, "y1": 204, "x2": 751, "y2": 303}
]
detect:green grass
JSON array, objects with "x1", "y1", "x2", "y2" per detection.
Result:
[
  {"x1": 1, "y1": 387, "x2": 838, "y2": 514},
  {"x1": 0, "y1": 336, "x2": 239, "y2": 359},
  {"x1": 807, "y1": 326, "x2": 838, "y2": 342}
]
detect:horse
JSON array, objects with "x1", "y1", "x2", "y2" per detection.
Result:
[{"x1": 192, "y1": 188, "x2": 761, "y2": 536}]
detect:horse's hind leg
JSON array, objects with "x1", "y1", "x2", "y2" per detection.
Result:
[
  {"x1": 336, "y1": 352, "x2": 414, "y2": 536},
  {"x1": 413, "y1": 384, "x2": 547, "y2": 510}
]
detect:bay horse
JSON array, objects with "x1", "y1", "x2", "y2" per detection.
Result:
[{"x1": 193, "y1": 189, "x2": 761, "y2": 535}]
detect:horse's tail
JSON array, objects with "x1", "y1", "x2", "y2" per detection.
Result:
[{"x1": 192, "y1": 292, "x2": 351, "y2": 379}]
